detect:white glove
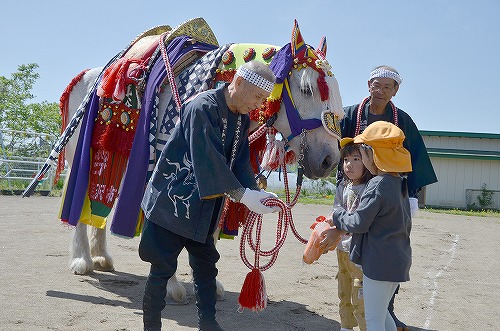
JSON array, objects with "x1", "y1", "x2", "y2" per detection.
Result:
[
  {"x1": 409, "y1": 197, "x2": 419, "y2": 218},
  {"x1": 240, "y1": 188, "x2": 276, "y2": 214},
  {"x1": 261, "y1": 189, "x2": 278, "y2": 198}
]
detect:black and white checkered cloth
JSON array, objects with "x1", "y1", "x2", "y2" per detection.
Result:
[{"x1": 147, "y1": 44, "x2": 232, "y2": 178}]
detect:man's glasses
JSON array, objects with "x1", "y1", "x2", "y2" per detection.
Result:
[{"x1": 369, "y1": 82, "x2": 394, "y2": 94}]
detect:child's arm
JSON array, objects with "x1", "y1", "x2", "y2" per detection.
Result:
[
  {"x1": 318, "y1": 227, "x2": 346, "y2": 251},
  {"x1": 333, "y1": 183, "x2": 381, "y2": 233}
]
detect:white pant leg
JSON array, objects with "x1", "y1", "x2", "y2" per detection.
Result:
[{"x1": 363, "y1": 274, "x2": 399, "y2": 331}]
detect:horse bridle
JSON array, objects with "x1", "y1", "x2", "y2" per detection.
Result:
[{"x1": 263, "y1": 77, "x2": 341, "y2": 183}]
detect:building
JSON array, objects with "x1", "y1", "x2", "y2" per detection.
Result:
[{"x1": 420, "y1": 131, "x2": 500, "y2": 210}]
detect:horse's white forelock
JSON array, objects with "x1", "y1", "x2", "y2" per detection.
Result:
[
  {"x1": 299, "y1": 68, "x2": 315, "y2": 94},
  {"x1": 324, "y1": 74, "x2": 344, "y2": 119},
  {"x1": 299, "y1": 67, "x2": 344, "y2": 120}
]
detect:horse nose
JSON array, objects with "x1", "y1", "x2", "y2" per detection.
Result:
[{"x1": 321, "y1": 154, "x2": 333, "y2": 171}]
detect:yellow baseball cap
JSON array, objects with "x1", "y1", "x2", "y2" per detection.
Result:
[{"x1": 352, "y1": 121, "x2": 412, "y2": 173}]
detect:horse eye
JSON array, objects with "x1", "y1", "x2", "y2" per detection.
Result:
[{"x1": 300, "y1": 86, "x2": 313, "y2": 96}]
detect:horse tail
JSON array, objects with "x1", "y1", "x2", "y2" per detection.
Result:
[{"x1": 54, "y1": 69, "x2": 90, "y2": 184}]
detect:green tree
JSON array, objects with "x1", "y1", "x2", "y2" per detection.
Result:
[
  {"x1": 0, "y1": 63, "x2": 61, "y2": 135},
  {"x1": 0, "y1": 64, "x2": 61, "y2": 158}
]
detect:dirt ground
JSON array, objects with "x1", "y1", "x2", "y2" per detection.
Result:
[{"x1": 1, "y1": 195, "x2": 499, "y2": 330}]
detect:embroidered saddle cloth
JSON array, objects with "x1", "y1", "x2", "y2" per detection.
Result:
[{"x1": 60, "y1": 18, "x2": 222, "y2": 237}]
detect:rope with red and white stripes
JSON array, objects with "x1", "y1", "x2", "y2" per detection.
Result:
[
  {"x1": 159, "y1": 32, "x2": 182, "y2": 112},
  {"x1": 239, "y1": 198, "x2": 291, "y2": 271},
  {"x1": 248, "y1": 124, "x2": 268, "y2": 144},
  {"x1": 239, "y1": 158, "x2": 308, "y2": 273}
]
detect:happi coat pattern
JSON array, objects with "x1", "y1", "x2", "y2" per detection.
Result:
[{"x1": 141, "y1": 86, "x2": 257, "y2": 243}]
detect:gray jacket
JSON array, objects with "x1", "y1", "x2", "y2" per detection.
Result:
[{"x1": 333, "y1": 174, "x2": 412, "y2": 282}]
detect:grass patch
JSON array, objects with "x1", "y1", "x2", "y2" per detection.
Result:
[
  {"x1": 274, "y1": 190, "x2": 333, "y2": 206},
  {"x1": 423, "y1": 207, "x2": 500, "y2": 217},
  {"x1": 275, "y1": 190, "x2": 500, "y2": 217}
]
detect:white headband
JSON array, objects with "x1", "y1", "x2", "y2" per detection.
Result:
[
  {"x1": 369, "y1": 68, "x2": 402, "y2": 85},
  {"x1": 236, "y1": 66, "x2": 274, "y2": 93}
]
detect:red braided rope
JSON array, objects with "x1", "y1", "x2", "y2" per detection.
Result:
[
  {"x1": 159, "y1": 32, "x2": 182, "y2": 112},
  {"x1": 239, "y1": 156, "x2": 309, "y2": 273},
  {"x1": 239, "y1": 198, "x2": 290, "y2": 271},
  {"x1": 280, "y1": 165, "x2": 307, "y2": 243},
  {"x1": 248, "y1": 124, "x2": 267, "y2": 144},
  {"x1": 355, "y1": 96, "x2": 398, "y2": 135}
]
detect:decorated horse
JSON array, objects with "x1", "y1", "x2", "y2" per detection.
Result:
[{"x1": 26, "y1": 17, "x2": 344, "y2": 306}]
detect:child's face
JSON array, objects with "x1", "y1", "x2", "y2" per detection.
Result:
[{"x1": 343, "y1": 150, "x2": 365, "y2": 183}]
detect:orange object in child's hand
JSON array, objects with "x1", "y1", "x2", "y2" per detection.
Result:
[{"x1": 303, "y1": 216, "x2": 332, "y2": 264}]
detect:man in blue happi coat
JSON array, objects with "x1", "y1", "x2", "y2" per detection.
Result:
[
  {"x1": 139, "y1": 60, "x2": 277, "y2": 331},
  {"x1": 340, "y1": 65, "x2": 437, "y2": 331}
]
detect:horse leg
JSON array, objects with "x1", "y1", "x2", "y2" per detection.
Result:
[
  {"x1": 89, "y1": 226, "x2": 114, "y2": 271},
  {"x1": 166, "y1": 274, "x2": 188, "y2": 305},
  {"x1": 213, "y1": 227, "x2": 225, "y2": 301},
  {"x1": 69, "y1": 222, "x2": 94, "y2": 274},
  {"x1": 163, "y1": 228, "x2": 225, "y2": 304}
]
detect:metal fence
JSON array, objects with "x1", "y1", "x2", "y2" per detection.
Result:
[{"x1": 0, "y1": 128, "x2": 62, "y2": 192}]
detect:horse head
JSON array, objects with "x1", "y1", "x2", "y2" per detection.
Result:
[
  {"x1": 218, "y1": 20, "x2": 343, "y2": 179},
  {"x1": 268, "y1": 20, "x2": 343, "y2": 179}
]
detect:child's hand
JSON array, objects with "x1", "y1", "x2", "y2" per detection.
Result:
[{"x1": 319, "y1": 227, "x2": 345, "y2": 252}]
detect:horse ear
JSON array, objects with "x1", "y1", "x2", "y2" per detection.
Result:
[
  {"x1": 291, "y1": 19, "x2": 306, "y2": 58},
  {"x1": 318, "y1": 36, "x2": 327, "y2": 58}
]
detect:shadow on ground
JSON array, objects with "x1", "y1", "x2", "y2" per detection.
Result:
[{"x1": 46, "y1": 270, "x2": 342, "y2": 330}]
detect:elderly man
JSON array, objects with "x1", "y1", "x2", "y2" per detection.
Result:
[
  {"x1": 340, "y1": 65, "x2": 437, "y2": 331},
  {"x1": 139, "y1": 60, "x2": 277, "y2": 331}
]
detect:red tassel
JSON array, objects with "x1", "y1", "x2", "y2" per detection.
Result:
[
  {"x1": 317, "y1": 72, "x2": 329, "y2": 101},
  {"x1": 249, "y1": 132, "x2": 267, "y2": 174},
  {"x1": 98, "y1": 58, "x2": 125, "y2": 99},
  {"x1": 224, "y1": 201, "x2": 249, "y2": 231},
  {"x1": 238, "y1": 268, "x2": 267, "y2": 312},
  {"x1": 285, "y1": 150, "x2": 297, "y2": 165}
]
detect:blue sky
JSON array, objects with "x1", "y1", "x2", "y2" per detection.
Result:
[{"x1": 1, "y1": 0, "x2": 499, "y2": 134}]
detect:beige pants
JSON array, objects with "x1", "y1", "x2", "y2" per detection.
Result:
[{"x1": 336, "y1": 250, "x2": 366, "y2": 331}]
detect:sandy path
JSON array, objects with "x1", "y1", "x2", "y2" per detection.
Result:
[{"x1": 0, "y1": 196, "x2": 498, "y2": 330}]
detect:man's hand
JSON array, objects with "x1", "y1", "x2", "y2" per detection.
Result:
[
  {"x1": 409, "y1": 197, "x2": 419, "y2": 218},
  {"x1": 240, "y1": 188, "x2": 277, "y2": 214}
]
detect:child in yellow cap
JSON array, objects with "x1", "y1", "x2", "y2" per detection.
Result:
[{"x1": 320, "y1": 120, "x2": 412, "y2": 331}]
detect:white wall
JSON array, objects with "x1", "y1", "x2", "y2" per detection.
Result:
[{"x1": 423, "y1": 134, "x2": 500, "y2": 209}]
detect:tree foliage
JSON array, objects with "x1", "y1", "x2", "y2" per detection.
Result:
[
  {"x1": 0, "y1": 64, "x2": 61, "y2": 162},
  {"x1": 0, "y1": 63, "x2": 61, "y2": 135}
]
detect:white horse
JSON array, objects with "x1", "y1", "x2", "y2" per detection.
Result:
[{"x1": 61, "y1": 19, "x2": 343, "y2": 304}]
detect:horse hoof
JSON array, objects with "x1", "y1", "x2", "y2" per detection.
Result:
[
  {"x1": 216, "y1": 279, "x2": 225, "y2": 301},
  {"x1": 166, "y1": 281, "x2": 188, "y2": 305},
  {"x1": 165, "y1": 296, "x2": 189, "y2": 305},
  {"x1": 70, "y1": 257, "x2": 93, "y2": 275},
  {"x1": 92, "y1": 256, "x2": 114, "y2": 272}
]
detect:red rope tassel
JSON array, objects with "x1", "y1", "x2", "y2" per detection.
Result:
[
  {"x1": 317, "y1": 71, "x2": 329, "y2": 101},
  {"x1": 249, "y1": 132, "x2": 266, "y2": 174},
  {"x1": 223, "y1": 200, "x2": 249, "y2": 231},
  {"x1": 238, "y1": 268, "x2": 267, "y2": 312}
]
